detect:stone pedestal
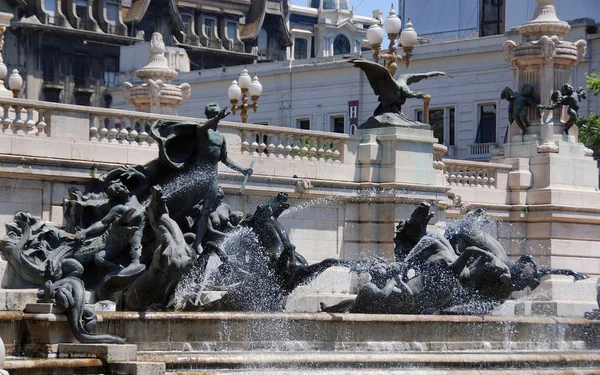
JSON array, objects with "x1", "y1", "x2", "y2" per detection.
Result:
[
  {"x1": 356, "y1": 125, "x2": 437, "y2": 186},
  {"x1": 351, "y1": 124, "x2": 450, "y2": 263}
]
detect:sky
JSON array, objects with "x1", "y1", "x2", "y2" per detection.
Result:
[{"x1": 290, "y1": 0, "x2": 397, "y2": 19}]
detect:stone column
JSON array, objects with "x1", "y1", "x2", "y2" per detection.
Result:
[
  {"x1": 495, "y1": 0, "x2": 599, "y2": 316},
  {"x1": 0, "y1": 13, "x2": 14, "y2": 98}
]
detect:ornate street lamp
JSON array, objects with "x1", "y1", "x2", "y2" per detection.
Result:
[
  {"x1": 366, "y1": 5, "x2": 418, "y2": 76},
  {"x1": 228, "y1": 67, "x2": 263, "y2": 123}
]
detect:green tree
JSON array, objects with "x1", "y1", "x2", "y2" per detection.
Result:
[{"x1": 577, "y1": 73, "x2": 600, "y2": 159}]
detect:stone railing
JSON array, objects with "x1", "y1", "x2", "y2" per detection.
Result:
[
  {"x1": 0, "y1": 99, "x2": 49, "y2": 136},
  {"x1": 0, "y1": 97, "x2": 351, "y2": 163},
  {"x1": 443, "y1": 159, "x2": 511, "y2": 189},
  {"x1": 238, "y1": 126, "x2": 346, "y2": 162},
  {"x1": 469, "y1": 142, "x2": 496, "y2": 159}
]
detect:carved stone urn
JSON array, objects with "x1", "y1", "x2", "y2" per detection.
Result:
[{"x1": 123, "y1": 32, "x2": 191, "y2": 115}]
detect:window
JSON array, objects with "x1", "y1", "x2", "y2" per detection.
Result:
[
  {"x1": 258, "y1": 29, "x2": 268, "y2": 55},
  {"x1": 182, "y1": 14, "x2": 192, "y2": 36},
  {"x1": 205, "y1": 18, "x2": 215, "y2": 40},
  {"x1": 430, "y1": 109, "x2": 444, "y2": 144},
  {"x1": 333, "y1": 34, "x2": 350, "y2": 55},
  {"x1": 106, "y1": 0, "x2": 119, "y2": 23},
  {"x1": 480, "y1": 0, "x2": 504, "y2": 37},
  {"x1": 297, "y1": 118, "x2": 310, "y2": 130},
  {"x1": 42, "y1": 47, "x2": 59, "y2": 82},
  {"x1": 227, "y1": 22, "x2": 237, "y2": 42},
  {"x1": 449, "y1": 108, "x2": 455, "y2": 146},
  {"x1": 73, "y1": 53, "x2": 88, "y2": 86},
  {"x1": 332, "y1": 116, "x2": 345, "y2": 133},
  {"x1": 294, "y1": 38, "x2": 307, "y2": 60},
  {"x1": 75, "y1": 0, "x2": 87, "y2": 25},
  {"x1": 44, "y1": 0, "x2": 56, "y2": 17},
  {"x1": 416, "y1": 106, "x2": 455, "y2": 146},
  {"x1": 103, "y1": 55, "x2": 118, "y2": 86},
  {"x1": 475, "y1": 104, "x2": 496, "y2": 143},
  {"x1": 137, "y1": 12, "x2": 155, "y2": 41}
]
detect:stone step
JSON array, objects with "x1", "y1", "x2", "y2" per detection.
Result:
[
  {"x1": 3, "y1": 357, "x2": 104, "y2": 375},
  {"x1": 137, "y1": 350, "x2": 600, "y2": 372}
]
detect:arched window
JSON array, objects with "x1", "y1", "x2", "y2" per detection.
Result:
[
  {"x1": 333, "y1": 34, "x2": 350, "y2": 55},
  {"x1": 258, "y1": 29, "x2": 268, "y2": 56}
]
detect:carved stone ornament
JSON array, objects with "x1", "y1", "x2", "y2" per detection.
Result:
[
  {"x1": 576, "y1": 39, "x2": 587, "y2": 62},
  {"x1": 503, "y1": 40, "x2": 517, "y2": 63},
  {"x1": 534, "y1": 35, "x2": 558, "y2": 63}
]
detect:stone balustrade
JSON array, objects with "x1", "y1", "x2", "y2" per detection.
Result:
[
  {"x1": 443, "y1": 159, "x2": 511, "y2": 190},
  {"x1": 0, "y1": 97, "x2": 352, "y2": 165},
  {"x1": 469, "y1": 142, "x2": 496, "y2": 159},
  {"x1": 239, "y1": 126, "x2": 346, "y2": 162},
  {"x1": 0, "y1": 99, "x2": 48, "y2": 136}
]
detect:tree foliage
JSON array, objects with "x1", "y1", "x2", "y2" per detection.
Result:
[{"x1": 577, "y1": 73, "x2": 600, "y2": 159}]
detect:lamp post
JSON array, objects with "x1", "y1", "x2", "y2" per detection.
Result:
[
  {"x1": 366, "y1": 5, "x2": 418, "y2": 76},
  {"x1": 228, "y1": 67, "x2": 263, "y2": 123}
]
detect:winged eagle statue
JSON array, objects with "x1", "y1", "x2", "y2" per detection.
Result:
[{"x1": 347, "y1": 57, "x2": 451, "y2": 119}]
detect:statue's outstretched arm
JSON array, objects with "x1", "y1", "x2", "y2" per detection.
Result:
[
  {"x1": 197, "y1": 107, "x2": 231, "y2": 132},
  {"x1": 223, "y1": 156, "x2": 253, "y2": 176}
]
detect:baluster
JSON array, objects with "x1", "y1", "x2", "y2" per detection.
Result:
[
  {"x1": 98, "y1": 116, "x2": 109, "y2": 142},
  {"x1": 258, "y1": 132, "x2": 267, "y2": 157},
  {"x1": 25, "y1": 107, "x2": 36, "y2": 135},
  {"x1": 300, "y1": 136, "x2": 308, "y2": 160},
  {"x1": 36, "y1": 109, "x2": 48, "y2": 136},
  {"x1": 266, "y1": 132, "x2": 276, "y2": 158},
  {"x1": 444, "y1": 166, "x2": 451, "y2": 185},
  {"x1": 482, "y1": 168, "x2": 489, "y2": 188},
  {"x1": 488, "y1": 170, "x2": 496, "y2": 189},
  {"x1": 475, "y1": 169, "x2": 483, "y2": 188},
  {"x1": 117, "y1": 117, "x2": 129, "y2": 145},
  {"x1": 2, "y1": 104, "x2": 12, "y2": 133},
  {"x1": 468, "y1": 170, "x2": 476, "y2": 187},
  {"x1": 455, "y1": 169, "x2": 464, "y2": 186},
  {"x1": 308, "y1": 137, "x2": 317, "y2": 161},
  {"x1": 128, "y1": 117, "x2": 138, "y2": 145},
  {"x1": 146, "y1": 121, "x2": 157, "y2": 147},
  {"x1": 284, "y1": 134, "x2": 293, "y2": 159},
  {"x1": 331, "y1": 139, "x2": 341, "y2": 162},
  {"x1": 250, "y1": 132, "x2": 260, "y2": 156},
  {"x1": 89, "y1": 114, "x2": 98, "y2": 141},
  {"x1": 138, "y1": 120, "x2": 149, "y2": 146},
  {"x1": 241, "y1": 130, "x2": 250, "y2": 155},
  {"x1": 107, "y1": 116, "x2": 118, "y2": 143},
  {"x1": 292, "y1": 134, "x2": 301, "y2": 160},
  {"x1": 276, "y1": 132, "x2": 285, "y2": 159},
  {"x1": 324, "y1": 139, "x2": 333, "y2": 162},
  {"x1": 316, "y1": 138, "x2": 325, "y2": 161},
  {"x1": 13, "y1": 106, "x2": 25, "y2": 135}
]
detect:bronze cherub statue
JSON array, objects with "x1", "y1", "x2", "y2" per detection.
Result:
[
  {"x1": 500, "y1": 84, "x2": 538, "y2": 135},
  {"x1": 537, "y1": 83, "x2": 586, "y2": 135}
]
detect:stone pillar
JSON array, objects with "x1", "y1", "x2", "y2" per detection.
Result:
[
  {"x1": 496, "y1": 0, "x2": 598, "y2": 316},
  {"x1": 0, "y1": 13, "x2": 14, "y2": 98}
]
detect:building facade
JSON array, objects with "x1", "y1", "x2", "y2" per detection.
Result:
[
  {"x1": 0, "y1": 0, "x2": 291, "y2": 106},
  {"x1": 113, "y1": 0, "x2": 600, "y2": 161}
]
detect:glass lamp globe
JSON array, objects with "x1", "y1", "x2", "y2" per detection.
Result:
[
  {"x1": 249, "y1": 74, "x2": 262, "y2": 97},
  {"x1": 238, "y1": 67, "x2": 252, "y2": 90},
  {"x1": 400, "y1": 19, "x2": 418, "y2": 47},
  {"x1": 366, "y1": 23, "x2": 385, "y2": 46},
  {"x1": 384, "y1": 6, "x2": 402, "y2": 35},
  {"x1": 8, "y1": 69, "x2": 22, "y2": 91},
  {"x1": 228, "y1": 79, "x2": 242, "y2": 100}
]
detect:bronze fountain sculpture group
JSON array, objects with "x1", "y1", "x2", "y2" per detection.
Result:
[{"x1": 0, "y1": 55, "x2": 589, "y2": 344}]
